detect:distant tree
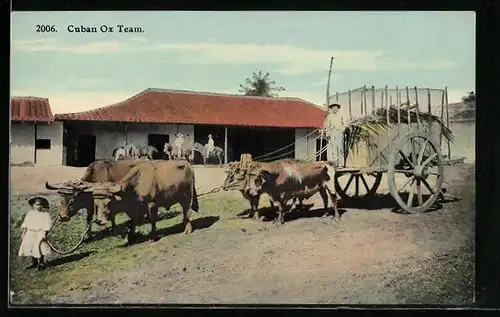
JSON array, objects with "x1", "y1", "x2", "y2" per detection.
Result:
[
  {"x1": 238, "y1": 71, "x2": 285, "y2": 97},
  {"x1": 461, "y1": 91, "x2": 475, "y2": 103}
]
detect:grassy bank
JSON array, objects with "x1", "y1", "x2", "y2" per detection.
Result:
[{"x1": 9, "y1": 191, "x2": 250, "y2": 304}]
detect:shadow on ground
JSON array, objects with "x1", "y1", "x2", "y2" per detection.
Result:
[
  {"x1": 118, "y1": 215, "x2": 220, "y2": 246},
  {"x1": 235, "y1": 192, "x2": 461, "y2": 223},
  {"x1": 87, "y1": 211, "x2": 182, "y2": 243},
  {"x1": 236, "y1": 204, "x2": 348, "y2": 223},
  {"x1": 47, "y1": 251, "x2": 97, "y2": 268}
]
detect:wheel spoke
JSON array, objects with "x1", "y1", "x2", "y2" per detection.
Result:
[
  {"x1": 417, "y1": 140, "x2": 429, "y2": 165},
  {"x1": 394, "y1": 169, "x2": 413, "y2": 174},
  {"x1": 407, "y1": 180, "x2": 415, "y2": 206},
  {"x1": 398, "y1": 176, "x2": 414, "y2": 192},
  {"x1": 342, "y1": 174, "x2": 355, "y2": 193},
  {"x1": 360, "y1": 175, "x2": 370, "y2": 193},
  {"x1": 422, "y1": 153, "x2": 438, "y2": 167},
  {"x1": 421, "y1": 178, "x2": 435, "y2": 195},
  {"x1": 417, "y1": 180, "x2": 423, "y2": 206},
  {"x1": 355, "y1": 175, "x2": 360, "y2": 196},
  {"x1": 399, "y1": 150, "x2": 415, "y2": 168}
]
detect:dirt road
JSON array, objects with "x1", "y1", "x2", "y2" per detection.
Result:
[{"x1": 10, "y1": 164, "x2": 475, "y2": 305}]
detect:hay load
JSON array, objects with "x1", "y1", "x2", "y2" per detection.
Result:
[{"x1": 343, "y1": 103, "x2": 455, "y2": 151}]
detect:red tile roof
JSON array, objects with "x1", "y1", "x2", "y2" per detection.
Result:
[
  {"x1": 11, "y1": 97, "x2": 54, "y2": 122},
  {"x1": 54, "y1": 89, "x2": 327, "y2": 128}
]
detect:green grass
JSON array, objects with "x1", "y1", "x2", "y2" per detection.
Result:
[{"x1": 9, "y1": 191, "x2": 251, "y2": 304}]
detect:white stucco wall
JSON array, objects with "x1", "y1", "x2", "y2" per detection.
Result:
[
  {"x1": 36, "y1": 121, "x2": 64, "y2": 166},
  {"x1": 295, "y1": 128, "x2": 318, "y2": 160},
  {"x1": 11, "y1": 123, "x2": 35, "y2": 165},
  {"x1": 10, "y1": 121, "x2": 64, "y2": 166}
]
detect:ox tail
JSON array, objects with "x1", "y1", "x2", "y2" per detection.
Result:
[{"x1": 191, "y1": 179, "x2": 199, "y2": 212}]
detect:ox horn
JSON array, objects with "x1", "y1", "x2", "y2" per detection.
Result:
[{"x1": 45, "y1": 181, "x2": 64, "y2": 190}]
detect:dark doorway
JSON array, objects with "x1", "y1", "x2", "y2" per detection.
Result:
[
  {"x1": 148, "y1": 134, "x2": 169, "y2": 152},
  {"x1": 316, "y1": 138, "x2": 327, "y2": 161},
  {"x1": 229, "y1": 127, "x2": 295, "y2": 162},
  {"x1": 76, "y1": 135, "x2": 96, "y2": 167}
]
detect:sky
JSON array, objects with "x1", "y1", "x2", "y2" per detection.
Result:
[{"x1": 11, "y1": 11, "x2": 475, "y2": 114}]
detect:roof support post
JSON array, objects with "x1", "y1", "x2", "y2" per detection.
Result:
[
  {"x1": 34, "y1": 122, "x2": 37, "y2": 164},
  {"x1": 224, "y1": 126, "x2": 228, "y2": 164}
]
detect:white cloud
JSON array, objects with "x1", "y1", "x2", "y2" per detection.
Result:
[
  {"x1": 447, "y1": 89, "x2": 472, "y2": 103},
  {"x1": 12, "y1": 38, "x2": 133, "y2": 54},
  {"x1": 11, "y1": 89, "x2": 133, "y2": 114},
  {"x1": 12, "y1": 39, "x2": 456, "y2": 75}
]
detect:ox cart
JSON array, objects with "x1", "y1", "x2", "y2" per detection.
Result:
[
  {"x1": 227, "y1": 84, "x2": 454, "y2": 215},
  {"x1": 327, "y1": 85, "x2": 453, "y2": 214}
]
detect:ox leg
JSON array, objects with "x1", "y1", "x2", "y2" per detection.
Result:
[
  {"x1": 127, "y1": 218, "x2": 137, "y2": 245},
  {"x1": 181, "y1": 200, "x2": 193, "y2": 234},
  {"x1": 248, "y1": 195, "x2": 261, "y2": 220},
  {"x1": 147, "y1": 202, "x2": 160, "y2": 242},
  {"x1": 319, "y1": 188, "x2": 330, "y2": 218},
  {"x1": 322, "y1": 186, "x2": 340, "y2": 223},
  {"x1": 275, "y1": 201, "x2": 286, "y2": 225},
  {"x1": 110, "y1": 216, "x2": 117, "y2": 235}
]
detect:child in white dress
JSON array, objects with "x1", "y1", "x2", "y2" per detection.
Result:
[{"x1": 18, "y1": 196, "x2": 53, "y2": 270}]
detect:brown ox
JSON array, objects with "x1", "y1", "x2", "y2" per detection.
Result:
[
  {"x1": 244, "y1": 161, "x2": 339, "y2": 224},
  {"x1": 64, "y1": 160, "x2": 199, "y2": 245},
  {"x1": 45, "y1": 159, "x2": 145, "y2": 239},
  {"x1": 222, "y1": 159, "x2": 305, "y2": 220}
]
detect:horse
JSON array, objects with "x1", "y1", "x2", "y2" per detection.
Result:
[
  {"x1": 192, "y1": 142, "x2": 224, "y2": 166},
  {"x1": 137, "y1": 145, "x2": 161, "y2": 160},
  {"x1": 112, "y1": 143, "x2": 140, "y2": 161},
  {"x1": 112, "y1": 147, "x2": 127, "y2": 161},
  {"x1": 164, "y1": 143, "x2": 194, "y2": 161}
]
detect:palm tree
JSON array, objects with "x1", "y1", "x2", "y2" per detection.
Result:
[{"x1": 238, "y1": 71, "x2": 285, "y2": 97}]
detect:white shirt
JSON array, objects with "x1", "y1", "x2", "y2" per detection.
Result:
[{"x1": 323, "y1": 112, "x2": 345, "y2": 135}]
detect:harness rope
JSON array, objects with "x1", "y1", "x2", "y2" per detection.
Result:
[
  {"x1": 252, "y1": 128, "x2": 321, "y2": 161},
  {"x1": 39, "y1": 215, "x2": 95, "y2": 256}
]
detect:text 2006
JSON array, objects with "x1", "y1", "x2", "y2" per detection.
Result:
[{"x1": 36, "y1": 25, "x2": 57, "y2": 32}]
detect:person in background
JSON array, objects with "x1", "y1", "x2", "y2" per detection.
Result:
[
  {"x1": 174, "y1": 133, "x2": 184, "y2": 159},
  {"x1": 206, "y1": 134, "x2": 215, "y2": 157},
  {"x1": 322, "y1": 103, "x2": 346, "y2": 167},
  {"x1": 18, "y1": 196, "x2": 53, "y2": 271}
]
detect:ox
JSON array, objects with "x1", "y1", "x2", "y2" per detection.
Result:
[
  {"x1": 222, "y1": 159, "x2": 305, "y2": 220},
  {"x1": 45, "y1": 159, "x2": 145, "y2": 239},
  {"x1": 243, "y1": 161, "x2": 339, "y2": 225},
  {"x1": 62, "y1": 160, "x2": 199, "y2": 245}
]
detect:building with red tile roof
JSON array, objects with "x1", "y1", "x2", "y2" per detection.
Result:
[
  {"x1": 10, "y1": 97, "x2": 64, "y2": 166},
  {"x1": 55, "y1": 88, "x2": 326, "y2": 166},
  {"x1": 11, "y1": 96, "x2": 54, "y2": 122},
  {"x1": 54, "y1": 88, "x2": 326, "y2": 128}
]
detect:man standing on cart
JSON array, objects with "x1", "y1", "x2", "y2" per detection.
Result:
[{"x1": 322, "y1": 103, "x2": 345, "y2": 167}]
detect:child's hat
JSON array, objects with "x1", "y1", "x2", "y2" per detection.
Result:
[{"x1": 27, "y1": 196, "x2": 49, "y2": 208}]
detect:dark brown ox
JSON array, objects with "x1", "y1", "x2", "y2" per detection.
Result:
[
  {"x1": 244, "y1": 161, "x2": 339, "y2": 224},
  {"x1": 222, "y1": 160, "x2": 304, "y2": 220},
  {"x1": 45, "y1": 159, "x2": 145, "y2": 239},
  {"x1": 65, "y1": 160, "x2": 199, "y2": 245}
]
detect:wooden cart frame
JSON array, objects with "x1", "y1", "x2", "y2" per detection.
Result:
[{"x1": 327, "y1": 84, "x2": 451, "y2": 214}]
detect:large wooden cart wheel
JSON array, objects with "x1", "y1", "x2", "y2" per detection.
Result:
[
  {"x1": 387, "y1": 131, "x2": 444, "y2": 214},
  {"x1": 334, "y1": 171, "x2": 383, "y2": 200}
]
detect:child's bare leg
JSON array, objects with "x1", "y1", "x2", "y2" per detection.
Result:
[
  {"x1": 25, "y1": 257, "x2": 37, "y2": 269},
  {"x1": 37, "y1": 256, "x2": 45, "y2": 270}
]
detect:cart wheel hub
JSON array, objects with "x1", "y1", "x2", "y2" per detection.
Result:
[{"x1": 413, "y1": 165, "x2": 429, "y2": 179}]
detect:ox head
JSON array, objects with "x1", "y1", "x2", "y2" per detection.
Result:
[
  {"x1": 45, "y1": 180, "x2": 122, "y2": 224},
  {"x1": 243, "y1": 169, "x2": 273, "y2": 197},
  {"x1": 222, "y1": 162, "x2": 248, "y2": 191}
]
